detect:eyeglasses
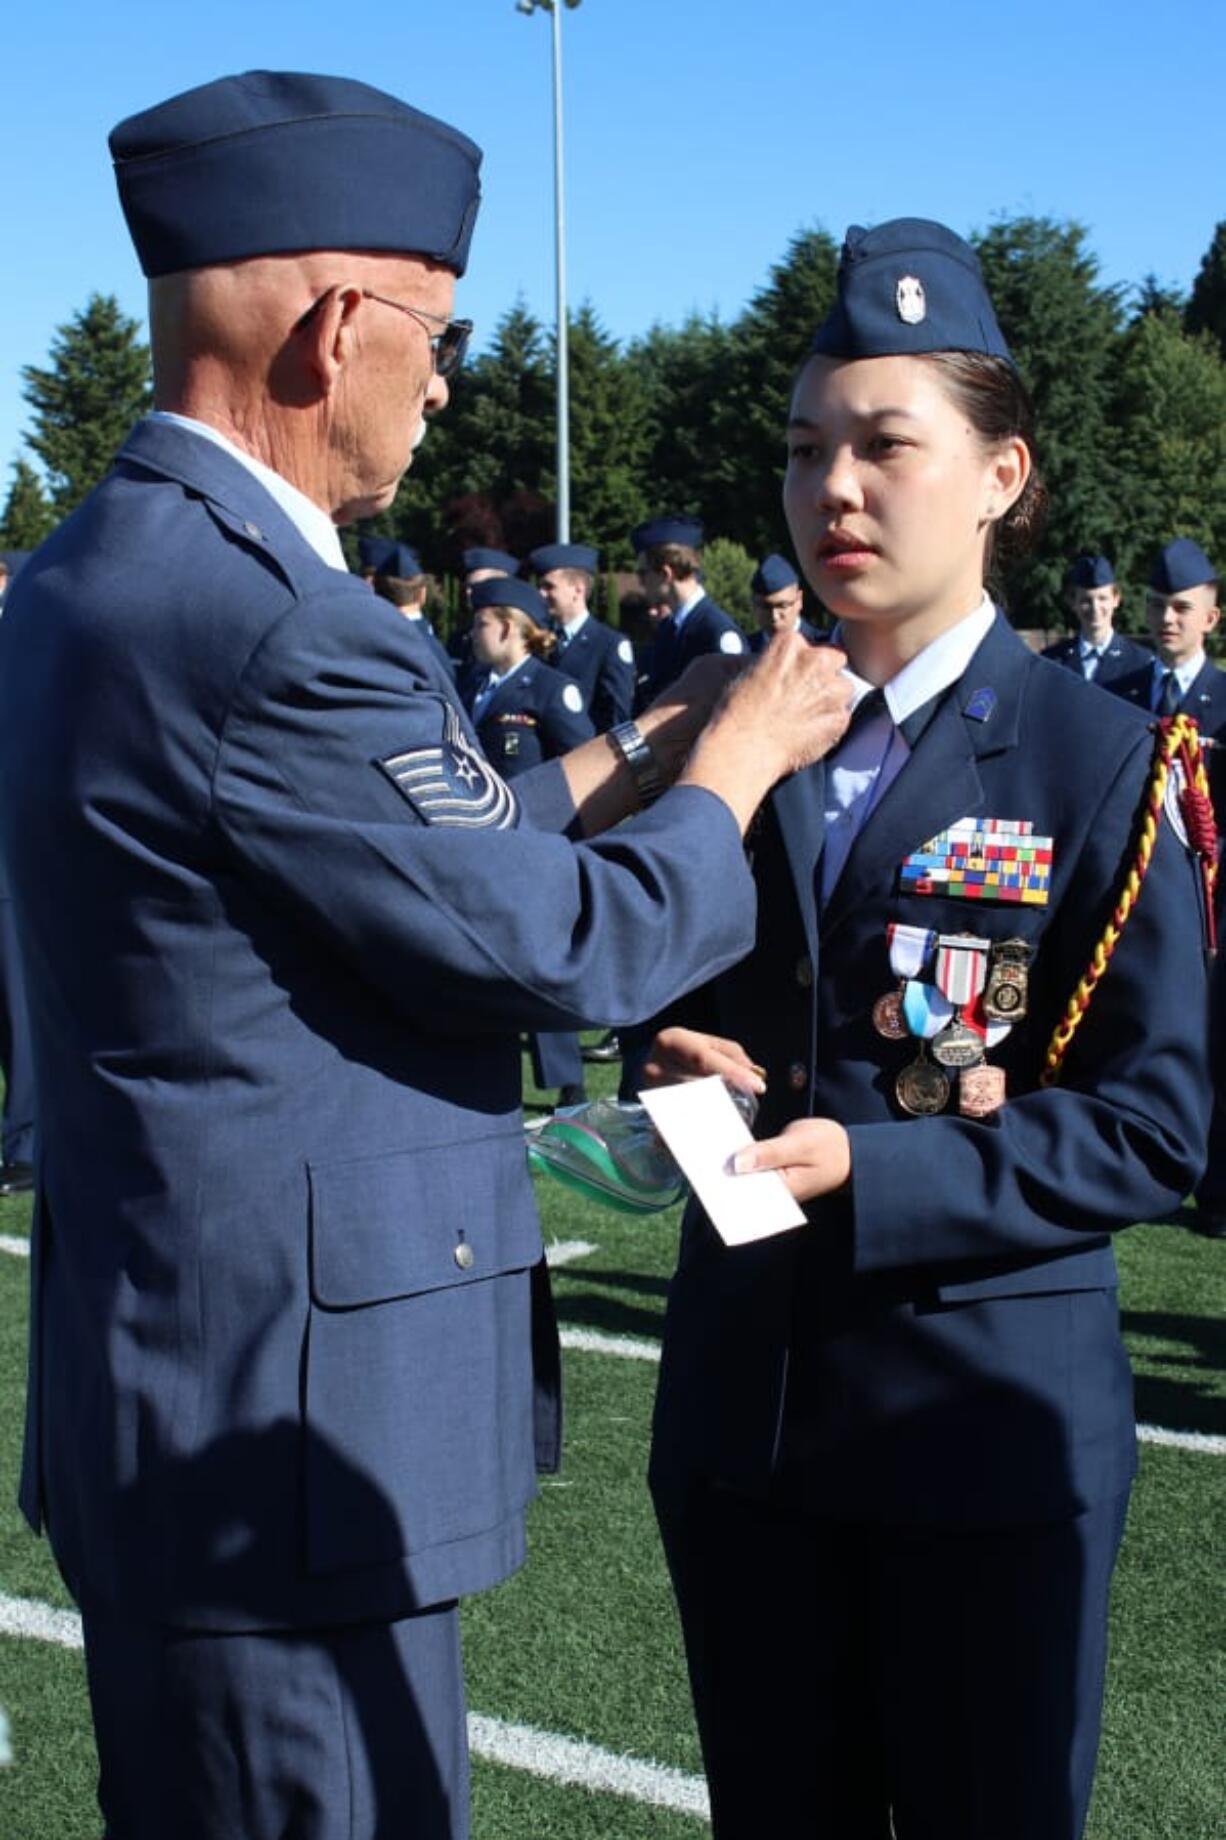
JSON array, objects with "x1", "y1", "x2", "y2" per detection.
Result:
[{"x1": 360, "y1": 290, "x2": 473, "y2": 379}]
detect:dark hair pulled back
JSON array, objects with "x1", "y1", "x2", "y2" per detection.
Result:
[{"x1": 918, "y1": 352, "x2": 1048, "y2": 578}]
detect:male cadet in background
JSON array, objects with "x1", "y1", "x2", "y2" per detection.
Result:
[
  {"x1": 747, "y1": 552, "x2": 823, "y2": 655},
  {"x1": 530, "y1": 541, "x2": 635, "y2": 732},
  {"x1": 1111, "y1": 538, "x2": 1226, "y2": 1240},
  {"x1": 362, "y1": 537, "x2": 456, "y2": 678},
  {"x1": 1110, "y1": 538, "x2": 1226, "y2": 828},
  {"x1": 632, "y1": 514, "x2": 747, "y2": 709},
  {"x1": 0, "y1": 69, "x2": 852, "y2": 1840},
  {"x1": 1041, "y1": 553, "x2": 1151, "y2": 687}
]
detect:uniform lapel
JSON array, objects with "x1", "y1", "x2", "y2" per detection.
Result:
[
  {"x1": 820, "y1": 616, "x2": 1030, "y2": 945},
  {"x1": 770, "y1": 760, "x2": 827, "y2": 966}
]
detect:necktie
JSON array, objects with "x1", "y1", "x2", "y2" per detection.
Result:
[{"x1": 1159, "y1": 670, "x2": 1181, "y2": 717}]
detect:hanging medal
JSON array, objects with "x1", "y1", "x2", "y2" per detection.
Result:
[
  {"x1": 982, "y1": 937, "x2": 1031, "y2": 1021},
  {"x1": 931, "y1": 933, "x2": 991, "y2": 1068},
  {"x1": 955, "y1": 991, "x2": 1011, "y2": 1116},
  {"x1": 896, "y1": 979, "x2": 953, "y2": 1115},
  {"x1": 873, "y1": 923, "x2": 937, "y2": 1040}
]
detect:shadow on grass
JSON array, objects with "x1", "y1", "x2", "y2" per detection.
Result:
[{"x1": 1125, "y1": 1308, "x2": 1226, "y2": 1435}]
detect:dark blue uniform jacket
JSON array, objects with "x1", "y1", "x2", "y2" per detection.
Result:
[
  {"x1": 650, "y1": 618, "x2": 1210, "y2": 1527},
  {"x1": 1110, "y1": 655, "x2": 1226, "y2": 833},
  {"x1": 636, "y1": 594, "x2": 746, "y2": 709},
  {"x1": 469, "y1": 660, "x2": 594, "y2": 776},
  {"x1": 549, "y1": 615, "x2": 635, "y2": 733},
  {"x1": 1039, "y1": 631, "x2": 1151, "y2": 686},
  {"x1": 0, "y1": 418, "x2": 757, "y2": 1631}
]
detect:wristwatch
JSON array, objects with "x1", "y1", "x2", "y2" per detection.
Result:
[{"x1": 606, "y1": 720, "x2": 666, "y2": 805}]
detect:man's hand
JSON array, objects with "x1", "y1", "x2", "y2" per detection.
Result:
[
  {"x1": 679, "y1": 634, "x2": 852, "y2": 833},
  {"x1": 731, "y1": 1117, "x2": 852, "y2": 1202},
  {"x1": 640, "y1": 1025, "x2": 766, "y2": 1099}
]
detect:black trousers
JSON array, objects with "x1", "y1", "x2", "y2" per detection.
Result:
[
  {"x1": 82, "y1": 1602, "x2": 469, "y2": 1840},
  {"x1": 654, "y1": 1478, "x2": 1129, "y2": 1840}
]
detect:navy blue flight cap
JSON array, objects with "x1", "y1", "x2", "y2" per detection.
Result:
[
  {"x1": 110, "y1": 71, "x2": 482, "y2": 279},
  {"x1": 811, "y1": 219, "x2": 1012, "y2": 363},
  {"x1": 463, "y1": 547, "x2": 519, "y2": 576},
  {"x1": 632, "y1": 516, "x2": 704, "y2": 554},
  {"x1": 379, "y1": 542, "x2": 424, "y2": 578},
  {"x1": 1149, "y1": 539, "x2": 1216, "y2": 595},
  {"x1": 1066, "y1": 554, "x2": 1115, "y2": 590},
  {"x1": 469, "y1": 576, "x2": 547, "y2": 627},
  {"x1": 530, "y1": 544, "x2": 599, "y2": 576},
  {"x1": 358, "y1": 535, "x2": 397, "y2": 572},
  {"x1": 751, "y1": 554, "x2": 799, "y2": 596}
]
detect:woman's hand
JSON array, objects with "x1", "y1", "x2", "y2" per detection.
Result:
[
  {"x1": 732, "y1": 1117, "x2": 852, "y2": 1203},
  {"x1": 640, "y1": 1026, "x2": 766, "y2": 1100}
]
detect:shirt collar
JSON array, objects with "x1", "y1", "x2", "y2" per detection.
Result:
[
  {"x1": 562, "y1": 608, "x2": 590, "y2": 639},
  {"x1": 671, "y1": 583, "x2": 705, "y2": 631},
  {"x1": 1153, "y1": 651, "x2": 1204, "y2": 695},
  {"x1": 834, "y1": 594, "x2": 996, "y2": 723},
  {"x1": 147, "y1": 411, "x2": 348, "y2": 572}
]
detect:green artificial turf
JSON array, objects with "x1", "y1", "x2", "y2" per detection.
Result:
[{"x1": 0, "y1": 1046, "x2": 1222, "y2": 1837}]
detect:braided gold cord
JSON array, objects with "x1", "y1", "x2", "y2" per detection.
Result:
[{"x1": 1039, "y1": 715, "x2": 1210, "y2": 1088}]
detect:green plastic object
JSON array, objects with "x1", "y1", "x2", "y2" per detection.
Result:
[{"x1": 526, "y1": 1100, "x2": 687, "y2": 1214}]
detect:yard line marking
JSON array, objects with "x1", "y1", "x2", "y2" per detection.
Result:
[
  {"x1": 0, "y1": 1236, "x2": 29, "y2": 1259},
  {"x1": 1137, "y1": 1423, "x2": 1226, "y2": 1456},
  {"x1": 557, "y1": 1325, "x2": 1226, "y2": 1454},
  {"x1": 559, "y1": 1327, "x2": 661, "y2": 1363},
  {"x1": 468, "y1": 1713, "x2": 709, "y2": 1819},
  {"x1": 0, "y1": 1592, "x2": 711, "y2": 1821},
  {"x1": 545, "y1": 1240, "x2": 597, "y2": 1268}
]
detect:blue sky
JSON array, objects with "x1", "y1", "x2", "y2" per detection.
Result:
[{"x1": 2, "y1": 0, "x2": 1221, "y2": 482}]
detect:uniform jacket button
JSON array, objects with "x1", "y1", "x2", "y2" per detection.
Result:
[
  {"x1": 788, "y1": 1061, "x2": 808, "y2": 1091},
  {"x1": 795, "y1": 956, "x2": 813, "y2": 989},
  {"x1": 454, "y1": 1241, "x2": 475, "y2": 1271}
]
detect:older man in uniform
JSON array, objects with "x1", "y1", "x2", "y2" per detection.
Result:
[
  {"x1": 529, "y1": 541, "x2": 635, "y2": 732},
  {"x1": 0, "y1": 70, "x2": 850, "y2": 1840}
]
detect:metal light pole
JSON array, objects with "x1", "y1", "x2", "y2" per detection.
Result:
[{"x1": 516, "y1": 0, "x2": 581, "y2": 542}]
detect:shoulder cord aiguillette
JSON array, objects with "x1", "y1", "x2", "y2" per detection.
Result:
[{"x1": 1040, "y1": 713, "x2": 1218, "y2": 1088}]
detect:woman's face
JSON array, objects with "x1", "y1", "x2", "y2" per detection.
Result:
[
  {"x1": 783, "y1": 354, "x2": 1022, "y2": 643},
  {"x1": 470, "y1": 609, "x2": 519, "y2": 671}
]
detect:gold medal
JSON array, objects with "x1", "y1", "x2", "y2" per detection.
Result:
[
  {"x1": 983, "y1": 939, "x2": 1030, "y2": 1021},
  {"x1": 895, "y1": 1048, "x2": 951, "y2": 1117}
]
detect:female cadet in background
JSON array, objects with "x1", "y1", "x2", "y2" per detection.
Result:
[
  {"x1": 642, "y1": 220, "x2": 1212, "y2": 1840},
  {"x1": 465, "y1": 574, "x2": 595, "y2": 1104}
]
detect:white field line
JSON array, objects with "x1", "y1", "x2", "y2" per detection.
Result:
[
  {"x1": 0, "y1": 1237, "x2": 1219, "y2": 1454},
  {"x1": 0, "y1": 1592, "x2": 710, "y2": 1821},
  {"x1": 544, "y1": 1240, "x2": 597, "y2": 1268}
]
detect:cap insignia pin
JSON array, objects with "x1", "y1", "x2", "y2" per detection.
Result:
[{"x1": 896, "y1": 276, "x2": 926, "y2": 325}]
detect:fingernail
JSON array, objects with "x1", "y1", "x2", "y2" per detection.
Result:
[{"x1": 730, "y1": 1150, "x2": 756, "y2": 1175}]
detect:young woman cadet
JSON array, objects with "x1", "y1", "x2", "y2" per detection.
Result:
[
  {"x1": 643, "y1": 220, "x2": 1212, "y2": 1840},
  {"x1": 465, "y1": 574, "x2": 595, "y2": 1102}
]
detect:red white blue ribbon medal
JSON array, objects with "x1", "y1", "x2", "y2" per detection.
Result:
[{"x1": 873, "y1": 924, "x2": 937, "y2": 1039}]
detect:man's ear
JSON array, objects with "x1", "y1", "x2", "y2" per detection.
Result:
[{"x1": 295, "y1": 284, "x2": 364, "y2": 396}]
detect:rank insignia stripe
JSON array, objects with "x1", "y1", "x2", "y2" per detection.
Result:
[{"x1": 379, "y1": 704, "x2": 520, "y2": 830}]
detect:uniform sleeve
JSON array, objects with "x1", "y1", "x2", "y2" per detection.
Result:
[
  {"x1": 212, "y1": 590, "x2": 755, "y2": 1038},
  {"x1": 845, "y1": 737, "x2": 1212, "y2": 1272},
  {"x1": 593, "y1": 629, "x2": 636, "y2": 730}
]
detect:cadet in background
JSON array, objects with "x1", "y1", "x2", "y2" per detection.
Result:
[{"x1": 1040, "y1": 552, "x2": 1150, "y2": 685}]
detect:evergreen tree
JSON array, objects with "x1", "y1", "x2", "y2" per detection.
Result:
[
  {"x1": 0, "y1": 458, "x2": 56, "y2": 550},
  {"x1": 710, "y1": 228, "x2": 840, "y2": 555},
  {"x1": 565, "y1": 303, "x2": 652, "y2": 560},
  {"x1": 22, "y1": 294, "x2": 151, "y2": 515},
  {"x1": 628, "y1": 313, "x2": 736, "y2": 528},
  {"x1": 700, "y1": 537, "x2": 756, "y2": 622},
  {"x1": 972, "y1": 218, "x2": 1125, "y2": 622},
  {"x1": 1185, "y1": 220, "x2": 1226, "y2": 360},
  {"x1": 1111, "y1": 310, "x2": 1226, "y2": 599},
  {"x1": 1131, "y1": 274, "x2": 1186, "y2": 324}
]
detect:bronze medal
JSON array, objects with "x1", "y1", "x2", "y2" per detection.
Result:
[
  {"x1": 895, "y1": 1052, "x2": 951, "y2": 1117},
  {"x1": 872, "y1": 987, "x2": 908, "y2": 1039},
  {"x1": 959, "y1": 1063, "x2": 1007, "y2": 1118},
  {"x1": 931, "y1": 1018, "x2": 985, "y2": 1069},
  {"x1": 983, "y1": 939, "x2": 1030, "y2": 1021}
]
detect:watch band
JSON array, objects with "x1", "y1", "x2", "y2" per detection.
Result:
[{"x1": 607, "y1": 720, "x2": 666, "y2": 805}]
